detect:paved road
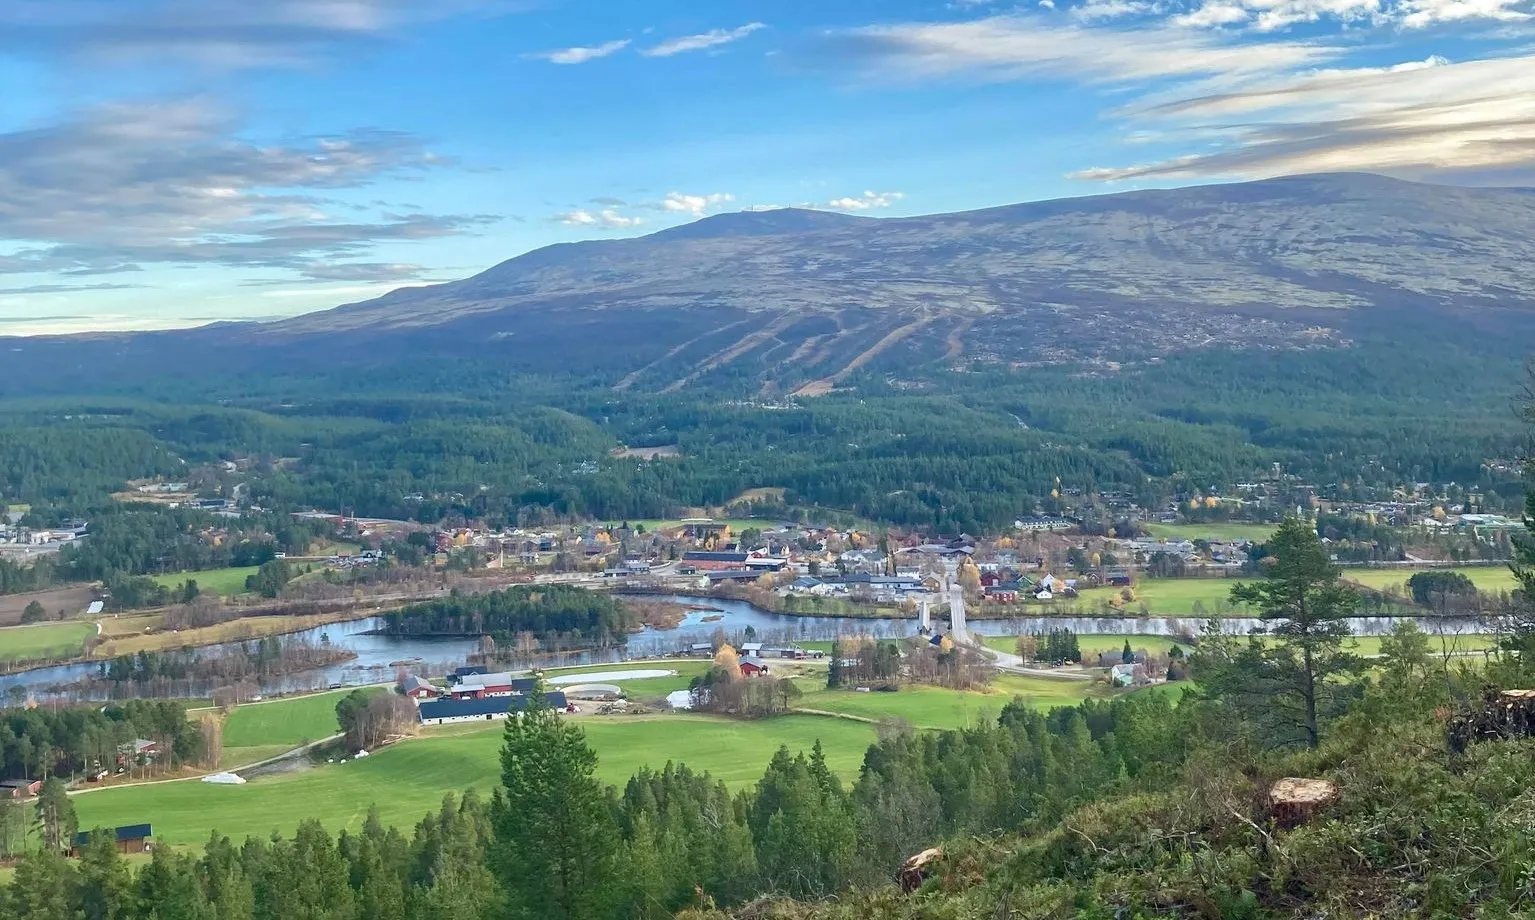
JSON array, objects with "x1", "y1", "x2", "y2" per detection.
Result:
[{"x1": 975, "y1": 641, "x2": 1096, "y2": 682}]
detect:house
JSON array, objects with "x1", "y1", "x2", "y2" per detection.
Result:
[
  {"x1": 116, "y1": 739, "x2": 159, "y2": 766},
  {"x1": 449, "y1": 673, "x2": 540, "y2": 700},
  {"x1": 401, "y1": 675, "x2": 441, "y2": 700},
  {"x1": 681, "y1": 551, "x2": 750, "y2": 571},
  {"x1": 984, "y1": 586, "x2": 1020, "y2": 603},
  {"x1": 739, "y1": 656, "x2": 770, "y2": 677},
  {"x1": 0, "y1": 779, "x2": 41, "y2": 799},
  {"x1": 706, "y1": 569, "x2": 765, "y2": 582},
  {"x1": 740, "y1": 643, "x2": 764, "y2": 656},
  {"x1": 742, "y1": 556, "x2": 789, "y2": 572},
  {"x1": 1110, "y1": 663, "x2": 1150, "y2": 687},
  {"x1": 450, "y1": 665, "x2": 489, "y2": 681},
  {"x1": 688, "y1": 642, "x2": 715, "y2": 656},
  {"x1": 71, "y1": 824, "x2": 152, "y2": 857},
  {"x1": 417, "y1": 692, "x2": 569, "y2": 726}
]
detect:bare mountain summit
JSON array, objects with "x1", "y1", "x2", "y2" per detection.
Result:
[
  {"x1": 242, "y1": 173, "x2": 1535, "y2": 395},
  {"x1": 283, "y1": 172, "x2": 1535, "y2": 336},
  {"x1": 9, "y1": 173, "x2": 1533, "y2": 398}
]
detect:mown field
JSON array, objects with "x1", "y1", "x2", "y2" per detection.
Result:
[
  {"x1": 982, "y1": 631, "x2": 1497, "y2": 659},
  {"x1": 795, "y1": 672, "x2": 1100, "y2": 729},
  {"x1": 1342, "y1": 566, "x2": 1518, "y2": 594},
  {"x1": 73, "y1": 714, "x2": 879, "y2": 848},
  {"x1": 149, "y1": 566, "x2": 261, "y2": 597},
  {"x1": 0, "y1": 620, "x2": 95, "y2": 662},
  {"x1": 1144, "y1": 522, "x2": 1279, "y2": 542}
]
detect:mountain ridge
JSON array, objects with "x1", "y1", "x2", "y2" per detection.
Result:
[{"x1": 283, "y1": 171, "x2": 1535, "y2": 339}]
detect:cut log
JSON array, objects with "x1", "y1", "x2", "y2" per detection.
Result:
[
  {"x1": 1268, "y1": 777, "x2": 1339, "y2": 828},
  {"x1": 897, "y1": 847, "x2": 944, "y2": 893}
]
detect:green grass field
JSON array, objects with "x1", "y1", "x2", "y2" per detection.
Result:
[
  {"x1": 1342, "y1": 566, "x2": 1518, "y2": 594},
  {"x1": 217, "y1": 687, "x2": 386, "y2": 768},
  {"x1": 0, "y1": 621, "x2": 95, "y2": 662},
  {"x1": 795, "y1": 672, "x2": 1099, "y2": 729},
  {"x1": 982, "y1": 633, "x2": 1188, "y2": 658},
  {"x1": 74, "y1": 714, "x2": 877, "y2": 848},
  {"x1": 1144, "y1": 522, "x2": 1279, "y2": 542},
  {"x1": 221, "y1": 688, "x2": 384, "y2": 749},
  {"x1": 1062, "y1": 578, "x2": 1250, "y2": 616},
  {"x1": 149, "y1": 566, "x2": 261, "y2": 597},
  {"x1": 622, "y1": 519, "x2": 775, "y2": 535},
  {"x1": 983, "y1": 631, "x2": 1496, "y2": 660}
]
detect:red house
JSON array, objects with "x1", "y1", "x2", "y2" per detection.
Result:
[
  {"x1": 401, "y1": 675, "x2": 441, "y2": 700},
  {"x1": 739, "y1": 656, "x2": 771, "y2": 677},
  {"x1": 0, "y1": 779, "x2": 41, "y2": 799}
]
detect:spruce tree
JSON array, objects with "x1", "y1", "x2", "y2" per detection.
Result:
[
  {"x1": 1217, "y1": 517, "x2": 1362, "y2": 748},
  {"x1": 77, "y1": 830, "x2": 133, "y2": 920},
  {"x1": 489, "y1": 688, "x2": 619, "y2": 920}
]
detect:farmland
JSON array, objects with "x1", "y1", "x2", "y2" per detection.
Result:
[
  {"x1": 1342, "y1": 565, "x2": 1518, "y2": 594},
  {"x1": 796, "y1": 672, "x2": 1101, "y2": 729},
  {"x1": 1143, "y1": 522, "x2": 1279, "y2": 542},
  {"x1": 73, "y1": 714, "x2": 879, "y2": 848},
  {"x1": 149, "y1": 565, "x2": 261, "y2": 597},
  {"x1": 0, "y1": 620, "x2": 95, "y2": 663}
]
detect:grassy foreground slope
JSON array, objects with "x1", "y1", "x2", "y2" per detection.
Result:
[{"x1": 74, "y1": 714, "x2": 878, "y2": 847}]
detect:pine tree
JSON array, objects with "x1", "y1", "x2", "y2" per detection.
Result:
[
  {"x1": 489, "y1": 687, "x2": 619, "y2": 920},
  {"x1": 1221, "y1": 517, "x2": 1362, "y2": 749},
  {"x1": 34, "y1": 778, "x2": 76, "y2": 853},
  {"x1": 1122, "y1": 640, "x2": 1134, "y2": 664}
]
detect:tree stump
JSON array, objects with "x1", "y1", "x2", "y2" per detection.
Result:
[
  {"x1": 897, "y1": 847, "x2": 944, "y2": 893},
  {"x1": 1268, "y1": 777, "x2": 1339, "y2": 828}
]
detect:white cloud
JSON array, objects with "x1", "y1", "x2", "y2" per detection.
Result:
[
  {"x1": 1400, "y1": 0, "x2": 1532, "y2": 26},
  {"x1": 825, "y1": 191, "x2": 905, "y2": 211},
  {"x1": 642, "y1": 22, "x2": 766, "y2": 57},
  {"x1": 659, "y1": 191, "x2": 735, "y2": 215},
  {"x1": 0, "y1": 99, "x2": 490, "y2": 279},
  {"x1": 831, "y1": 14, "x2": 1338, "y2": 84},
  {"x1": 0, "y1": 0, "x2": 517, "y2": 69},
  {"x1": 1170, "y1": 0, "x2": 1532, "y2": 30},
  {"x1": 527, "y1": 38, "x2": 629, "y2": 64},
  {"x1": 555, "y1": 208, "x2": 644, "y2": 228},
  {"x1": 1072, "y1": 53, "x2": 1535, "y2": 182}
]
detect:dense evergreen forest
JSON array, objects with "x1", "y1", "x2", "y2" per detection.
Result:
[
  {"x1": 0, "y1": 310, "x2": 1525, "y2": 532},
  {"x1": 379, "y1": 585, "x2": 633, "y2": 648}
]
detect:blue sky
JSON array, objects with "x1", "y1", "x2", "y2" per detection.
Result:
[{"x1": 1, "y1": 0, "x2": 1532, "y2": 334}]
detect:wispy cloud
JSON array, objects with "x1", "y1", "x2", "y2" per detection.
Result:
[
  {"x1": 642, "y1": 23, "x2": 766, "y2": 57},
  {"x1": 527, "y1": 38, "x2": 629, "y2": 64},
  {"x1": 826, "y1": 14, "x2": 1338, "y2": 84},
  {"x1": 658, "y1": 191, "x2": 735, "y2": 215},
  {"x1": 0, "y1": 0, "x2": 522, "y2": 68},
  {"x1": 553, "y1": 208, "x2": 645, "y2": 228},
  {"x1": 0, "y1": 283, "x2": 144, "y2": 295},
  {"x1": 0, "y1": 99, "x2": 495, "y2": 277},
  {"x1": 1072, "y1": 54, "x2": 1535, "y2": 182},
  {"x1": 825, "y1": 191, "x2": 904, "y2": 211}
]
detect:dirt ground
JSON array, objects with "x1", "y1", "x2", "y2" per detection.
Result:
[{"x1": 0, "y1": 585, "x2": 98, "y2": 626}]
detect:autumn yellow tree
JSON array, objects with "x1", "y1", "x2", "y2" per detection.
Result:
[
  {"x1": 957, "y1": 557, "x2": 982, "y2": 595},
  {"x1": 1015, "y1": 634, "x2": 1039, "y2": 662},
  {"x1": 713, "y1": 644, "x2": 743, "y2": 681}
]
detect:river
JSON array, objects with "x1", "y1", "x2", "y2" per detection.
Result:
[{"x1": 1, "y1": 596, "x2": 1491, "y2": 701}]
